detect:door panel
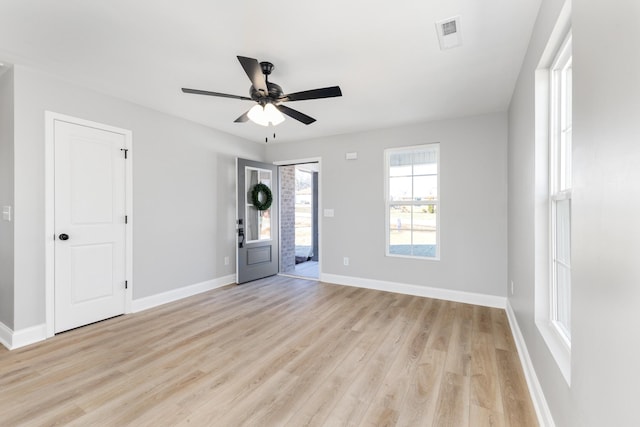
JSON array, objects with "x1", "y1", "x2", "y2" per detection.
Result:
[
  {"x1": 54, "y1": 120, "x2": 127, "y2": 333},
  {"x1": 237, "y1": 158, "x2": 278, "y2": 284}
]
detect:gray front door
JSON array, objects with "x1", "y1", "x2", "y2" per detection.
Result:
[{"x1": 236, "y1": 158, "x2": 279, "y2": 284}]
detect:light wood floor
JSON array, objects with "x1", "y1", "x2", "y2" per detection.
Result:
[{"x1": 0, "y1": 276, "x2": 538, "y2": 426}]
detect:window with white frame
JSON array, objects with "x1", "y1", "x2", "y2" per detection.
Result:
[
  {"x1": 385, "y1": 144, "x2": 439, "y2": 259},
  {"x1": 534, "y1": 6, "x2": 571, "y2": 384},
  {"x1": 550, "y1": 32, "x2": 572, "y2": 343}
]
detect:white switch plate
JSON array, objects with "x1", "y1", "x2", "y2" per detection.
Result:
[
  {"x1": 345, "y1": 152, "x2": 358, "y2": 160},
  {"x1": 2, "y1": 205, "x2": 11, "y2": 221},
  {"x1": 324, "y1": 209, "x2": 334, "y2": 217}
]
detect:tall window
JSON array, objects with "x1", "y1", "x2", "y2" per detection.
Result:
[
  {"x1": 385, "y1": 144, "x2": 439, "y2": 259},
  {"x1": 550, "y1": 33, "x2": 572, "y2": 343}
]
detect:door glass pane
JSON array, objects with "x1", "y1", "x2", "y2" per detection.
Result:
[{"x1": 246, "y1": 168, "x2": 272, "y2": 241}]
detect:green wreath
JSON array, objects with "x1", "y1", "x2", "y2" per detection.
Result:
[{"x1": 251, "y1": 183, "x2": 273, "y2": 211}]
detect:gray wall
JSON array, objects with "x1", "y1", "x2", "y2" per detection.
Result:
[
  {"x1": 10, "y1": 65, "x2": 264, "y2": 330},
  {"x1": 265, "y1": 113, "x2": 508, "y2": 297},
  {"x1": 0, "y1": 67, "x2": 14, "y2": 328},
  {"x1": 508, "y1": 0, "x2": 640, "y2": 425},
  {"x1": 507, "y1": 0, "x2": 572, "y2": 424}
]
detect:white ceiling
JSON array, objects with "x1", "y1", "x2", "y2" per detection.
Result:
[{"x1": 0, "y1": 0, "x2": 541, "y2": 143}]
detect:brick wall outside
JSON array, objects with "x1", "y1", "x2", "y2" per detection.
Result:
[{"x1": 279, "y1": 166, "x2": 296, "y2": 273}]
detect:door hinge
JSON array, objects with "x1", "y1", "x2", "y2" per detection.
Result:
[
  {"x1": 125, "y1": 215, "x2": 128, "y2": 224},
  {"x1": 125, "y1": 280, "x2": 128, "y2": 289},
  {"x1": 120, "y1": 148, "x2": 129, "y2": 159}
]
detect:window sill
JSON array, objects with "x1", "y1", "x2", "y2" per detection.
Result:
[{"x1": 536, "y1": 318, "x2": 571, "y2": 386}]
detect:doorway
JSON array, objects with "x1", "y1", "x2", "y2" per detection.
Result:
[{"x1": 279, "y1": 162, "x2": 319, "y2": 279}]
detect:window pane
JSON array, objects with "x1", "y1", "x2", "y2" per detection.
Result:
[
  {"x1": 560, "y1": 127, "x2": 572, "y2": 191},
  {"x1": 413, "y1": 149, "x2": 438, "y2": 175},
  {"x1": 388, "y1": 204, "x2": 437, "y2": 258},
  {"x1": 555, "y1": 199, "x2": 571, "y2": 264},
  {"x1": 389, "y1": 152, "x2": 413, "y2": 177},
  {"x1": 389, "y1": 176, "x2": 412, "y2": 201},
  {"x1": 413, "y1": 205, "x2": 437, "y2": 257},
  {"x1": 556, "y1": 262, "x2": 571, "y2": 338},
  {"x1": 413, "y1": 175, "x2": 438, "y2": 200},
  {"x1": 389, "y1": 205, "x2": 411, "y2": 255},
  {"x1": 413, "y1": 162, "x2": 437, "y2": 176}
]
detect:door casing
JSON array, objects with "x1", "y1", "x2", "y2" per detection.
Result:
[{"x1": 44, "y1": 111, "x2": 133, "y2": 338}]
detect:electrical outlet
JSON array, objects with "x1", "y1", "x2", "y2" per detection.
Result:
[
  {"x1": 510, "y1": 280, "x2": 514, "y2": 296},
  {"x1": 343, "y1": 257, "x2": 349, "y2": 266},
  {"x1": 224, "y1": 256, "x2": 229, "y2": 266}
]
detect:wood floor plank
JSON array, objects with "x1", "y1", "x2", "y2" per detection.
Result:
[
  {"x1": 359, "y1": 298, "x2": 435, "y2": 427},
  {"x1": 495, "y1": 348, "x2": 539, "y2": 427},
  {"x1": 322, "y1": 294, "x2": 423, "y2": 426},
  {"x1": 433, "y1": 371, "x2": 471, "y2": 426},
  {"x1": 0, "y1": 277, "x2": 539, "y2": 426},
  {"x1": 470, "y1": 332, "x2": 504, "y2": 415},
  {"x1": 395, "y1": 349, "x2": 447, "y2": 427},
  {"x1": 491, "y1": 307, "x2": 517, "y2": 352},
  {"x1": 445, "y1": 302, "x2": 473, "y2": 377}
]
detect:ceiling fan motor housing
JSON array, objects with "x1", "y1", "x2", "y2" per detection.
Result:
[{"x1": 250, "y1": 81, "x2": 284, "y2": 102}]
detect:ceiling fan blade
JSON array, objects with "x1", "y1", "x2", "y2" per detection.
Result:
[
  {"x1": 237, "y1": 56, "x2": 268, "y2": 95},
  {"x1": 281, "y1": 86, "x2": 342, "y2": 102},
  {"x1": 182, "y1": 88, "x2": 252, "y2": 101},
  {"x1": 275, "y1": 104, "x2": 316, "y2": 125},
  {"x1": 234, "y1": 110, "x2": 251, "y2": 123}
]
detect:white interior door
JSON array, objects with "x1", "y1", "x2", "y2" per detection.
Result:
[{"x1": 54, "y1": 119, "x2": 128, "y2": 333}]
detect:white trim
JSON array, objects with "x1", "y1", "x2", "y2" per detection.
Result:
[
  {"x1": 45, "y1": 111, "x2": 133, "y2": 338},
  {"x1": 506, "y1": 301, "x2": 556, "y2": 427},
  {"x1": 0, "y1": 321, "x2": 47, "y2": 350},
  {"x1": 320, "y1": 273, "x2": 505, "y2": 308},
  {"x1": 536, "y1": 318, "x2": 571, "y2": 384},
  {"x1": 0, "y1": 321, "x2": 11, "y2": 349},
  {"x1": 131, "y1": 275, "x2": 236, "y2": 313}
]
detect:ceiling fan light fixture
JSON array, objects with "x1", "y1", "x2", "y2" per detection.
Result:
[
  {"x1": 247, "y1": 103, "x2": 285, "y2": 126},
  {"x1": 264, "y1": 103, "x2": 285, "y2": 126},
  {"x1": 247, "y1": 104, "x2": 269, "y2": 126}
]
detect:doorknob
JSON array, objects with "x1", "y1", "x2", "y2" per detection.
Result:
[{"x1": 58, "y1": 233, "x2": 69, "y2": 241}]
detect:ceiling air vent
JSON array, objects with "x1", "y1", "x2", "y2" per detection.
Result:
[{"x1": 435, "y1": 16, "x2": 462, "y2": 50}]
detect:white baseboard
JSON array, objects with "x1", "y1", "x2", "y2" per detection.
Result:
[
  {"x1": 320, "y1": 273, "x2": 506, "y2": 309},
  {"x1": 0, "y1": 321, "x2": 11, "y2": 350},
  {"x1": 131, "y1": 274, "x2": 236, "y2": 313},
  {"x1": 506, "y1": 300, "x2": 555, "y2": 427},
  {"x1": 0, "y1": 321, "x2": 47, "y2": 350}
]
